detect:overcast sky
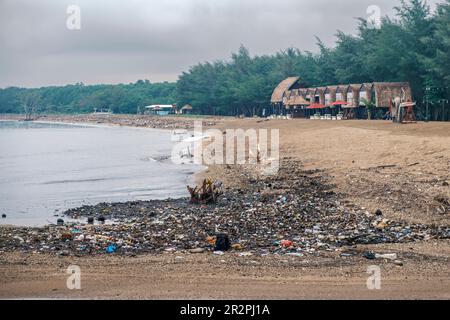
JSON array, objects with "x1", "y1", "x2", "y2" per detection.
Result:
[{"x1": 0, "y1": 0, "x2": 443, "y2": 88}]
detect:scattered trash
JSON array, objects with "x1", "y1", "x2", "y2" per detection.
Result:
[
  {"x1": 0, "y1": 159, "x2": 448, "y2": 256},
  {"x1": 239, "y1": 252, "x2": 253, "y2": 257},
  {"x1": 231, "y1": 243, "x2": 244, "y2": 250},
  {"x1": 206, "y1": 236, "x2": 216, "y2": 246},
  {"x1": 214, "y1": 233, "x2": 230, "y2": 251},
  {"x1": 286, "y1": 252, "x2": 304, "y2": 257},
  {"x1": 98, "y1": 216, "x2": 105, "y2": 224},
  {"x1": 57, "y1": 250, "x2": 69, "y2": 256},
  {"x1": 1, "y1": 214, "x2": 6, "y2": 218},
  {"x1": 363, "y1": 251, "x2": 376, "y2": 260},
  {"x1": 13, "y1": 236, "x2": 24, "y2": 243},
  {"x1": 375, "y1": 209, "x2": 383, "y2": 216},
  {"x1": 375, "y1": 253, "x2": 398, "y2": 260},
  {"x1": 60, "y1": 232, "x2": 73, "y2": 241},
  {"x1": 393, "y1": 260, "x2": 404, "y2": 266},
  {"x1": 106, "y1": 244, "x2": 116, "y2": 253},
  {"x1": 340, "y1": 252, "x2": 356, "y2": 257},
  {"x1": 213, "y1": 251, "x2": 224, "y2": 255},
  {"x1": 189, "y1": 248, "x2": 205, "y2": 254},
  {"x1": 57, "y1": 218, "x2": 64, "y2": 226},
  {"x1": 87, "y1": 217, "x2": 94, "y2": 224},
  {"x1": 280, "y1": 240, "x2": 293, "y2": 248},
  {"x1": 375, "y1": 219, "x2": 389, "y2": 230}
]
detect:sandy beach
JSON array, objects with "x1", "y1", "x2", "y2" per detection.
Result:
[{"x1": 0, "y1": 115, "x2": 449, "y2": 299}]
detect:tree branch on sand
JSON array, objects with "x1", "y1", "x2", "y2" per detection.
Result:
[{"x1": 187, "y1": 179, "x2": 222, "y2": 204}]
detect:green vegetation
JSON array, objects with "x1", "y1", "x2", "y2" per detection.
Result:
[
  {"x1": 0, "y1": 81, "x2": 176, "y2": 115},
  {"x1": 0, "y1": 0, "x2": 449, "y2": 120}
]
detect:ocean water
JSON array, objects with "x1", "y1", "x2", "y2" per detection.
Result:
[{"x1": 0, "y1": 120, "x2": 201, "y2": 226}]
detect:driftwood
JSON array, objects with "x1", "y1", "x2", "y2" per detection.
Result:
[
  {"x1": 407, "y1": 162, "x2": 420, "y2": 167},
  {"x1": 187, "y1": 179, "x2": 222, "y2": 204},
  {"x1": 361, "y1": 164, "x2": 397, "y2": 171}
]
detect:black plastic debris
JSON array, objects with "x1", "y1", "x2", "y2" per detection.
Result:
[
  {"x1": 363, "y1": 251, "x2": 376, "y2": 260},
  {"x1": 214, "y1": 233, "x2": 230, "y2": 251}
]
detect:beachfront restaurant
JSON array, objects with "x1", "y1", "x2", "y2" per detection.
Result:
[{"x1": 271, "y1": 77, "x2": 413, "y2": 120}]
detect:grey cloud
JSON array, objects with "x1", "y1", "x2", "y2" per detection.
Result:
[{"x1": 0, "y1": 0, "x2": 443, "y2": 87}]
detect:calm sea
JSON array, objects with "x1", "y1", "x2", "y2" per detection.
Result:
[{"x1": 0, "y1": 120, "x2": 200, "y2": 226}]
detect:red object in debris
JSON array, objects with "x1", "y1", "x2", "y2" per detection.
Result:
[
  {"x1": 331, "y1": 101, "x2": 348, "y2": 106},
  {"x1": 280, "y1": 240, "x2": 293, "y2": 248},
  {"x1": 306, "y1": 103, "x2": 326, "y2": 109}
]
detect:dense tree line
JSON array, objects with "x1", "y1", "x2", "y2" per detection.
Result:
[
  {"x1": 0, "y1": 80, "x2": 176, "y2": 114},
  {"x1": 1, "y1": 0, "x2": 449, "y2": 120}
]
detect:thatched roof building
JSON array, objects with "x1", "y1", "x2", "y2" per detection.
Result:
[
  {"x1": 306, "y1": 88, "x2": 317, "y2": 103},
  {"x1": 335, "y1": 85, "x2": 348, "y2": 102},
  {"x1": 298, "y1": 88, "x2": 308, "y2": 98},
  {"x1": 372, "y1": 82, "x2": 412, "y2": 108},
  {"x1": 284, "y1": 90, "x2": 293, "y2": 109},
  {"x1": 271, "y1": 77, "x2": 414, "y2": 112},
  {"x1": 270, "y1": 77, "x2": 302, "y2": 103},
  {"x1": 316, "y1": 87, "x2": 326, "y2": 105},
  {"x1": 344, "y1": 84, "x2": 361, "y2": 108},
  {"x1": 286, "y1": 89, "x2": 310, "y2": 106},
  {"x1": 359, "y1": 83, "x2": 374, "y2": 106},
  {"x1": 324, "y1": 86, "x2": 338, "y2": 106}
]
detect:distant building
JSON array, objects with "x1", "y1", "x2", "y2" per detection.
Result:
[
  {"x1": 144, "y1": 104, "x2": 177, "y2": 115},
  {"x1": 180, "y1": 104, "x2": 193, "y2": 115},
  {"x1": 92, "y1": 107, "x2": 113, "y2": 115}
]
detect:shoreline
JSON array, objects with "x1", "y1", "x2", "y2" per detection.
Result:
[
  {"x1": 1, "y1": 114, "x2": 449, "y2": 298},
  {"x1": 0, "y1": 116, "x2": 207, "y2": 228},
  {"x1": 0, "y1": 113, "x2": 221, "y2": 130}
]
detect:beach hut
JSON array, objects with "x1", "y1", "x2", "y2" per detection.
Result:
[
  {"x1": 180, "y1": 104, "x2": 193, "y2": 115},
  {"x1": 316, "y1": 87, "x2": 326, "y2": 106},
  {"x1": 346, "y1": 84, "x2": 361, "y2": 108},
  {"x1": 324, "y1": 86, "x2": 337, "y2": 106},
  {"x1": 286, "y1": 89, "x2": 310, "y2": 118},
  {"x1": 271, "y1": 77, "x2": 304, "y2": 115},
  {"x1": 341, "y1": 85, "x2": 361, "y2": 119},
  {"x1": 372, "y1": 82, "x2": 413, "y2": 108},
  {"x1": 359, "y1": 83, "x2": 374, "y2": 106},
  {"x1": 282, "y1": 90, "x2": 292, "y2": 113},
  {"x1": 306, "y1": 88, "x2": 318, "y2": 104},
  {"x1": 336, "y1": 85, "x2": 347, "y2": 103},
  {"x1": 298, "y1": 88, "x2": 308, "y2": 99}
]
